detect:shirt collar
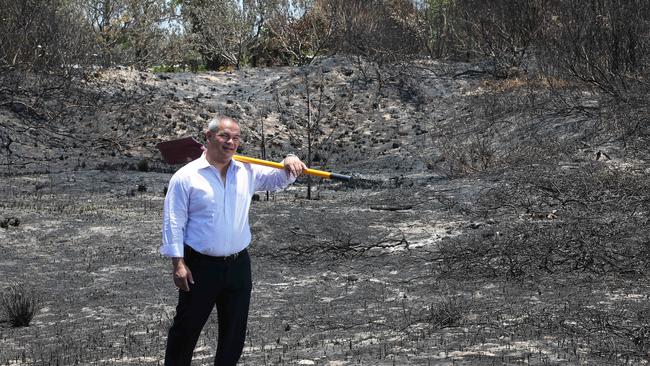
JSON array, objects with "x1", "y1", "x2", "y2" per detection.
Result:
[
  {"x1": 195, "y1": 152, "x2": 211, "y2": 169},
  {"x1": 196, "y1": 152, "x2": 241, "y2": 172}
]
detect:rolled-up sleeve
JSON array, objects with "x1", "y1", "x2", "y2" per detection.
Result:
[
  {"x1": 160, "y1": 174, "x2": 188, "y2": 257},
  {"x1": 253, "y1": 164, "x2": 296, "y2": 192}
]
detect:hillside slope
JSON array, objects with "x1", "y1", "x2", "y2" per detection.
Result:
[{"x1": 1, "y1": 57, "x2": 649, "y2": 365}]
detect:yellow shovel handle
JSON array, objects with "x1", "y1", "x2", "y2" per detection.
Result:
[{"x1": 233, "y1": 155, "x2": 351, "y2": 181}]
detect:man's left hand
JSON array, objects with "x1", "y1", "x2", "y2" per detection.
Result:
[{"x1": 283, "y1": 155, "x2": 307, "y2": 177}]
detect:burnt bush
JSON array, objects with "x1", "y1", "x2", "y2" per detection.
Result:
[
  {"x1": 425, "y1": 296, "x2": 466, "y2": 330},
  {"x1": 425, "y1": 0, "x2": 545, "y2": 77},
  {"x1": 325, "y1": 0, "x2": 426, "y2": 62},
  {"x1": 437, "y1": 163, "x2": 650, "y2": 279},
  {"x1": 0, "y1": 1, "x2": 98, "y2": 170},
  {"x1": 0, "y1": 217, "x2": 20, "y2": 229},
  {"x1": 538, "y1": 1, "x2": 650, "y2": 101},
  {"x1": 527, "y1": 299, "x2": 650, "y2": 360},
  {"x1": 426, "y1": 0, "x2": 650, "y2": 102},
  {"x1": 1, "y1": 283, "x2": 40, "y2": 327},
  {"x1": 136, "y1": 159, "x2": 150, "y2": 172},
  {"x1": 439, "y1": 218, "x2": 649, "y2": 279},
  {"x1": 0, "y1": 0, "x2": 95, "y2": 76}
]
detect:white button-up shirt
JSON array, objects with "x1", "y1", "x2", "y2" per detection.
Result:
[{"x1": 160, "y1": 153, "x2": 295, "y2": 258}]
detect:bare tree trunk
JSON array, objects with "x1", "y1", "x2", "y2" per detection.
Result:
[{"x1": 305, "y1": 71, "x2": 313, "y2": 200}]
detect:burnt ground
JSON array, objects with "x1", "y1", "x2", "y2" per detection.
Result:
[{"x1": 0, "y1": 56, "x2": 649, "y2": 365}]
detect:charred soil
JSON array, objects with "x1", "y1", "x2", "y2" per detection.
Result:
[{"x1": 1, "y1": 57, "x2": 649, "y2": 365}]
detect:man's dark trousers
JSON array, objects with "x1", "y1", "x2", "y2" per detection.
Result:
[{"x1": 165, "y1": 246, "x2": 252, "y2": 366}]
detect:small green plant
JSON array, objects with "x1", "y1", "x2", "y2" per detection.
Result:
[{"x1": 1, "y1": 283, "x2": 40, "y2": 327}]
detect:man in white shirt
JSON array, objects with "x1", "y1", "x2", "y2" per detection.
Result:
[{"x1": 160, "y1": 116, "x2": 306, "y2": 365}]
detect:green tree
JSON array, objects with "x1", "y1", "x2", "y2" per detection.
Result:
[
  {"x1": 181, "y1": 0, "x2": 271, "y2": 70},
  {"x1": 421, "y1": 0, "x2": 453, "y2": 57},
  {"x1": 80, "y1": 0, "x2": 177, "y2": 66},
  {"x1": 262, "y1": 0, "x2": 333, "y2": 65}
]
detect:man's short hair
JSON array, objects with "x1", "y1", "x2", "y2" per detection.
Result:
[{"x1": 206, "y1": 116, "x2": 238, "y2": 132}]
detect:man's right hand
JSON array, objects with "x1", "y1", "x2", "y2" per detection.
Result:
[{"x1": 172, "y1": 258, "x2": 194, "y2": 292}]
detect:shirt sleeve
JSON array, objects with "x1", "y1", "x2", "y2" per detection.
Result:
[
  {"x1": 252, "y1": 164, "x2": 296, "y2": 192},
  {"x1": 160, "y1": 173, "x2": 189, "y2": 258}
]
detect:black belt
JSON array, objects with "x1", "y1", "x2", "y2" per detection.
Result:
[{"x1": 185, "y1": 245, "x2": 247, "y2": 262}]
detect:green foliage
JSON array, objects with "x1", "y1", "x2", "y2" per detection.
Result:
[
  {"x1": 2, "y1": 0, "x2": 648, "y2": 97},
  {"x1": 181, "y1": 0, "x2": 262, "y2": 70},
  {"x1": 82, "y1": 0, "x2": 178, "y2": 67},
  {"x1": 423, "y1": 0, "x2": 453, "y2": 55}
]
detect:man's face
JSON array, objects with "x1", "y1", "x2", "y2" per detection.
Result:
[{"x1": 206, "y1": 119, "x2": 241, "y2": 161}]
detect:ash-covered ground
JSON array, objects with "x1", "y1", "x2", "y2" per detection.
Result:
[{"x1": 1, "y1": 57, "x2": 648, "y2": 365}]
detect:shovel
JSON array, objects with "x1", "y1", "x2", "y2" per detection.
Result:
[{"x1": 157, "y1": 137, "x2": 352, "y2": 182}]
